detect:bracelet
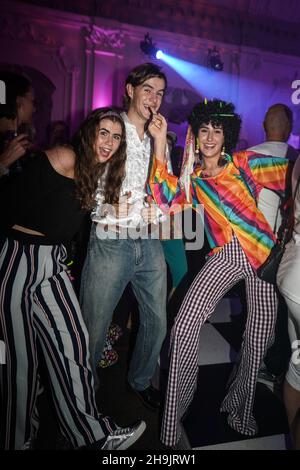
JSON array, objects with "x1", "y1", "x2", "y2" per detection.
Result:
[{"x1": 0, "y1": 163, "x2": 9, "y2": 177}]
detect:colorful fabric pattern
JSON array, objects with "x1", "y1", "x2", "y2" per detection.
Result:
[
  {"x1": 98, "y1": 323, "x2": 123, "y2": 369},
  {"x1": 148, "y1": 151, "x2": 292, "y2": 270}
]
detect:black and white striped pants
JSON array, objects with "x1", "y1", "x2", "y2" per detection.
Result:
[
  {"x1": 161, "y1": 235, "x2": 278, "y2": 447},
  {"x1": 0, "y1": 235, "x2": 109, "y2": 449}
]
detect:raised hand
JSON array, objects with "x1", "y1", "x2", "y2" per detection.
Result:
[
  {"x1": 147, "y1": 108, "x2": 167, "y2": 162},
  {"x1": 148, "y1": 110, "x2": 167, "y2": 140},
  {"x1": 0, "y1": 134, "x2": 30, "y2": 168}
]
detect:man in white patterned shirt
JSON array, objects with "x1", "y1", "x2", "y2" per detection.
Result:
[{"x1": 81, "y1": 63, "x2": 168, "y2": 409}]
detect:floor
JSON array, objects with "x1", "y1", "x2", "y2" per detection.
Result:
[
  {"x1": 94, "y1": 291, "x2": 290, "y2": 451},
  {"x1": 36, "y1": 291, "x2": 290, "y2": 451},
  {"x1": 180, "y1": 295, "x2": 290, "y2": 450}
]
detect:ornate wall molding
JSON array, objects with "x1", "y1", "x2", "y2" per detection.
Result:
[
  {"x1": 54, "y1": 45, "x2": 79, "y2": 76},
  {"x1": 3, "y1": 0, "x2": 300, "y2": 146},
  {"x1": 0, "y1": 13, "x2": 79, "y2": 77},
  {"x1": 0, "y1": 9, "x2": 81, "y2": 133},
  {"x1": 0, "y1": 14, "x2": 58, "y2": 47},
  {"x1": 82, "y1": 24, "x2": 125, "y2": 116},
  {"x1": 96, "y1": 0, "x2": 300, "y2": 57},
  {"x1": 83, "y1": 25, "x2": 125, "y2": 53},
  {"x1": 10, "y1": 1, "x2": 300, "y2": 56}
]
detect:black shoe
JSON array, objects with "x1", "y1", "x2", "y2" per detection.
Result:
[
  {"x1": 257, "y1": 367, "x2": 283, "y2": 398},
  {"x1": 135, "y1": 385, "x2": 161, "y2": 410}
]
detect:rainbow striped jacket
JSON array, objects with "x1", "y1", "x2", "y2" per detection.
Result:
[{"x1": 148, "y1": 151, "x2": 292, "y2": 270}]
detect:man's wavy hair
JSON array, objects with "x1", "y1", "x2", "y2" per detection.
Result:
[
  {"x1": 73, "y1": 107, "x2": 126, "y2": 210},
  {"x1": 123, "y1": 62, "x2": 167, "y2": 109},
  {"x1": 188, "y1": 99, "x2": 242, "y2": 153}
]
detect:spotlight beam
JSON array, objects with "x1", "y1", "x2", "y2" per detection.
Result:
[{"x1": 157, "y1": 53, "x2": 234, "y2": 101}]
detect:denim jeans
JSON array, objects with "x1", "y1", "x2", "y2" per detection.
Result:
[{"x1": 80, "y1": 224, "x2": 167, "y2": 391}]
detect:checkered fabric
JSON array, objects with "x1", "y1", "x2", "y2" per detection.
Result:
[{"x1": 161, "y1": 235, "x2": 278, "y2": 447}]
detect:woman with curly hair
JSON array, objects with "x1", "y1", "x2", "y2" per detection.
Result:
[
  {"x1": 0, "y1": 107, "x2": 146, "y2": 449},
  {"x1": 148, "y1": 98, "x2": 293, "y2": 447}
]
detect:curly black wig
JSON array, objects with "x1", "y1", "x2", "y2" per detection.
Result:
[{"x1": 188, "y1": 99, "x2": 242, "y2": 153}]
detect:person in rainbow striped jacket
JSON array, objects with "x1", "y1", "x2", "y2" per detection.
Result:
[{"x1": 147, "y1": 98, "x2": 293, "y2": 448}]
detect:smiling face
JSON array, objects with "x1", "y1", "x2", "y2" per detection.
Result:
[
  {"x1": 94, "y1": 118, "x2": 123, "y2": 163},
  {"x1": 197, "y1": 122, "x2": 225, "y2": 161},
  {"x1": 126, "y1": 76, "x2": 166, "y2": 123}
]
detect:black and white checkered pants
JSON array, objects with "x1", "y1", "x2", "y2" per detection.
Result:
[{"x1": 161, "y1": 235, "x2": 278, "y2": 447}]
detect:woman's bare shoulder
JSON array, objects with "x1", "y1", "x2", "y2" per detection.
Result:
[{"x1": 46, "y1": 146, "x2": 75, "y2": 178}]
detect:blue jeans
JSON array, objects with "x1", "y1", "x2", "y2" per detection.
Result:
[{"x1": 80, "y1": 224, "x2": 167, "y2": 391}]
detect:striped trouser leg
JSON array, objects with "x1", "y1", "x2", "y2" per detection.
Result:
[
  {"x1": 0, "y1": 236, "x2": 40, "y2": 449},
  {"x1": 220, "y1": 273, "x2": 277, "y2": 435},
  {"x1": 32, "y1": 267, "x2": 106, "y2": 447},
  {"x1": 160, "y1": 238, "x2": 246, "y2": 447},
  {"x1": 0, "y1": 237, "x2": 106, "y2": 449}
]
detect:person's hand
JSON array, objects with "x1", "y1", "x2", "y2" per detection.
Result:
[
  {"x1": 148, "y1": 110, "x2": 167, "y2": 142},
  {"x1": 147, "y1": 110, "x2": 167, "y2": 162},
  {"x1": 141, "y1": 202, "x2": 158, "y2": 224},
  {"x1": 0, "y1": 134, "x2": 29, "y2": 168},
  {"x1": 114, "y1": 192, "x2": 133, "y2": 219}
]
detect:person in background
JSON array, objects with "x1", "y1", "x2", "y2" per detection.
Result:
[
  {"x1": 248, "y1": 104, "x2": 299, "y2": 391},
  {"x1": 249, "y1": 104, "x2": 298, "y2": 231},
  {"x1": 148, "y1": 98, "x2": 293, "y2": 447},
  {"x1": 277, "y1": 154, "x2": 300, "y2": 449},
  {"x1": 166, "y1": 131, "x2": 177, "y2": 157},
  {"x1": 0, "y1": 71, "x2": 35, "y2": 178},
  {"x1": 0, "y1": 107, "x2": 145, "y2": 450},
  {"x1": 161, "y1": 130, "x2": 188, "y2": 299},
  {"x1": 46, "y1": 120, "x2": 70, "y2": 149}
]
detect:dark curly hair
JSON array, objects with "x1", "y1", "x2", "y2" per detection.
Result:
[
  {"x1": 188, "y1": 99, "x2": 242, "y2": 153},
  {"x1": 73, "y1": 107, "x2": 126, "y2": 210}
]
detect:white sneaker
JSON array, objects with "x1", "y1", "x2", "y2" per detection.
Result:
[{"x1": 101, "y1": 421, "x2": 146, "y2": 450}]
